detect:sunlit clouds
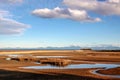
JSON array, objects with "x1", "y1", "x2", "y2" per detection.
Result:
[
  {"x1": 0, "y1": 0, "x2": 30, "y2": 35},
  {"x1": 32, "y1": 0, "x2": 120, "y2": 21},
  {"x1": 32, "y1": 7, "x2": 101, "y2": 22},
  {"x1": 0, "y1": 16, "x2": 30, "y2": 35},
  {"x1": 0, "y1": 0, "x2": 120, "y2": 48},
  {"x1": 63, "y1": 0, "x2": 120, "y2": 15}
]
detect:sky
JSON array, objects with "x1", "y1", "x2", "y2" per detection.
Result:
[{"x1": 0, "y1": 0, "x2": 120, "y2": 48}]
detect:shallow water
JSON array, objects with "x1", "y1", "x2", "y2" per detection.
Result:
[
  {"x1": 7, "y1": 54, "x2": 23, "y2": 57},
  {"x1": 7, "y1": 55, "x2": 68, "y2": 58},
  {"x1": 35, "y1": 56, "x2": 68, "y2": 58},
  {"x1": 21, "y1": 64, "x2": 120, "y2": 78},
  {"x1": 21, "y1": 64, "x2": 120, "y2": 69}
]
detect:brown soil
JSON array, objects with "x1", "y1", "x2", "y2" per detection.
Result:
[
  {"x1": 97, "y1": 67, "x2": 120, "y2": 75},
  {"x1": 0, "y1": 50, "x2": 120, "y2": 80}
]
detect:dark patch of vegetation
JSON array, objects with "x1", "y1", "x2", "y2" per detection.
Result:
[
  {"x1": 0, "y1": 69, "x2": 102, "y2": 80},
  {"x1": 81, "y1": 48, "x2": 92, "y2": 50},
  {"x1": 95, "y1": 50, "x2": 120, "y2": 52}
]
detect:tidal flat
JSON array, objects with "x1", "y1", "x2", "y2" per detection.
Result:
[{"x1": 0, "y1": 50, "x2": 120, "y2": 80}]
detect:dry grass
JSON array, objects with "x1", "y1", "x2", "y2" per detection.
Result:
[{"x1": 0, "y1": 50, "x2": 120, "y2": 80}]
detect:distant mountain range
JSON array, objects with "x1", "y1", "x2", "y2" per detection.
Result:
[
  {"x1": 89, "y1": 45, "x2": 120, "y2": 50},
  {"x1": 0, "y1": 45, "x2": 120, "y2": 50}
]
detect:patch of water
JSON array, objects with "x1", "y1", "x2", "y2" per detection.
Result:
[
  {"x1": 35, "y1": 56, "x2": 68, "y2": 58},
  {"x1": 7, "y1": 55, "x2": 68, "y2": 58},
  {"x1": 21, "y1": 64, "x2": 120, "y2": 69},
  {"x1": 21, "y1": 64, "x2": 120, "y2": 78},
  {"x1": 7, "y1": 54, "x2": 23, "y2": 57}
]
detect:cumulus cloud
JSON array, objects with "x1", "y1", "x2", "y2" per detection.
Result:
[
  {"x1": 63, "y1": 0, "x2": 120, "y2": 15},
  {"x1": 0, "y1": 10, "x2": 30, "y2": 35},
  {"x1": 32, "y1": 7, "x2": 101, "y2": 22}
]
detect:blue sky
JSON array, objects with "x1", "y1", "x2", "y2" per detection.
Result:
[{"x1": 0, "y1": 0, "x2": 120, "y2": 48}]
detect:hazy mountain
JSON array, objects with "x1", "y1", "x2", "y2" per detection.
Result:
[
  {"x1": 0, "y1": 45, "x2": 120, "y2": 50},
  {"x1": 38, "y1": 46, "x2": 81, "y2": 50},
  {"x1": 90, "y1": 45, "x2": 120, "y2": 50}
]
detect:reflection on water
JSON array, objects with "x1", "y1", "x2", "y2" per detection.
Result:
[
  {"x1": 21, "y1": 64, "x2": 120, "y2": 69},
  {"x1": 21, "y1": 64, "x2": 120, "y2": 78}
]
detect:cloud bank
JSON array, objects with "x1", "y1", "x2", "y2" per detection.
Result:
[
  {"x1": 32, "y1": 7, "x2": 101, "y2": 22},
  {"x1": 63, "y1": 0, "x2": 120, "y2": 15},
  {"x1": 0, "y1": 10, "x2": 30, "y2": 35},
  {"x1": 32, "y1": 0, "x2": 120, "y2": 22}
]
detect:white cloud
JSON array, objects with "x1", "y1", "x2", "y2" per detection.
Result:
[
  {"x1": 63, "y1": 0, "x2": 120, "y2": 15},
  {"x1": 0, "y1": 10, "x2": 12, "y2": 18},
  {"x1": 0, "y1": 0, "x2": 23, "y2": 9},
  {"x1": 0, "y1": 10, "x2": 30, "y2": 35},
  {"x1": 0, "y1": 17, "x2": 30, "y2": 35},
  {"x1": 108, "y1": 0, "x2": 120, "y2": 3},
  {"x1": 32, "y1": 7, "x2": 101, "y2": 22}
]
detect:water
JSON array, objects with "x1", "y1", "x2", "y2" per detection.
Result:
[
  {"x1": 7, "y1": 55, "x2": 68, "y2": 58},
  {"x1": 35, "y1": 56, "x2": 68, "y2": 58},
  {"x1": 21, "y1": 64, "x2": 120, "y2": 78},
  {"x1": 21, "y1": 64, "x2": 120, "y2": 69}
]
